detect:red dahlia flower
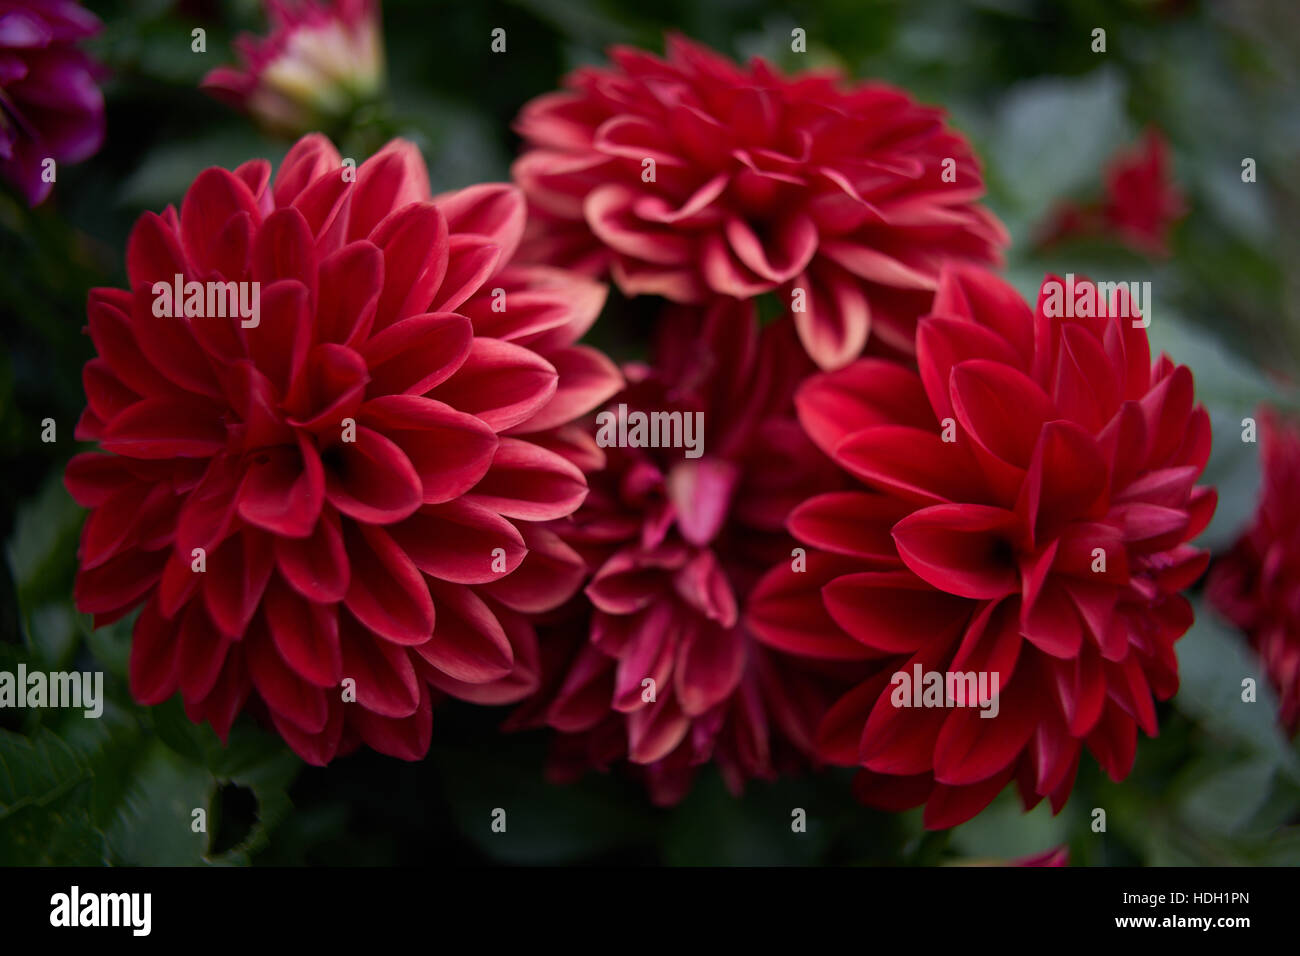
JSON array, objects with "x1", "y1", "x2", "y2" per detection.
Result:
[
  {"x1": 516, "y1": 301, "x2": 853, "y2": 803},
  {"x1": 747, "y1": 266, "x2": 1216, "y2": 828},
  {"x1": 0, "y1": 0, "x2": 105, "y2": 206},
  {"x1": 513, "y1": 35, "x2": 1008, "y2": 371},
  {"x1": 66, "y1": 133, "x2": 621, "y2": 763},
  {"x1": 202, "y1": 0, "x2": 384, "y2": 137},
  {"x1": 1206, "y1": 409, "x2": 1300, "y2": 734}
]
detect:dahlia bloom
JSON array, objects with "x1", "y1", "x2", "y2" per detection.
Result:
[
  {"x1": 0, "y1": 0, "x2": 105, "y2": 206},
  {"x1": 202, "y1": 0, "x2": 384, "y2": 137},
  {"x1": 1038, "y1": 129, "x2": 1185, "y2": 258},
  {"x1": 66, "y1": 133, "x2": 621, "y2": 763},
  {"x1": 748, "y1": 266, "x2": 1216, "y2": 828},
  {"x1": 513, "y1": 35, "x2": 1008, "y2": 371},
  {"x1": 1206, "y1": 409, "x2": 1300, "y2": 734},
  {"x1": 516, "y1": 300, "x2": 854, "y2": 803}
]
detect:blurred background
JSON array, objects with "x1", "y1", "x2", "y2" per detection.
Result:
[{"x1": 2, "y1": 0, "x2": 1299, "y2": 865}]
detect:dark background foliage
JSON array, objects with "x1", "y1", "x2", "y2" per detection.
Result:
[{"x1": 2, "y1": 0, "x2": 1299, "y2": 865}]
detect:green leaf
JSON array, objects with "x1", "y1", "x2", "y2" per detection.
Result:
[
  {"x1": 663, "y1": 771, "x2": 830, "y2": 866},
  {"x1": 1174, "y1": 600, "x2": 1300, "y2": 784}
]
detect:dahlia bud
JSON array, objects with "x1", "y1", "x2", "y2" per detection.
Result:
[{"x1": 202, "y1": 0, "x2": 385, "y2": 137}]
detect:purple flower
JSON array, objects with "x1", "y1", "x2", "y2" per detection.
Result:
[{"x1": 0, "y1": 0, "x2": 105, "y2": 206}]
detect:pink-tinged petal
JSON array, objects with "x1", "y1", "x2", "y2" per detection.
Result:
[
  {"x1": 129, "y1": 599, "x2": 180, "y2": 706},
  {"x1": 434, "y1": 182, "x2": 527, "y2": 263},
  {"x1": 672, "y1": 549, "x2": 738, "y2": 628},
  {"x1": 353, "y1": 685, "x2": 433, "y2": 760},
  {"x1": 202, "y1": 530, "x2": 274, "y2": 638},
  {"x1": 931, "y1": 265, "x2": 1034, "y2": 367},
  {"x1": 175, "y1": 602, "x2": 232, "y2": 702},
  {"x1": 370, "y1": 202, "x2": 451, "y2": 330},
  {"x1": 263, "y1": 577, "x2": 342, "y2": 687},
  {"x1": 823, "y1": 570, "x2": 971, "y2": 653},
  {"x1": 787, "y1": 491, "x2": 910, "y2": 563},
  {"x1": 892, "y1": 504, "x2": 1019, "y2": 600},
  {"x1": 819, "y1": 239, "x2": 937, "y2": 290},
  {"x1": 950, "y1": 359, "x2": 1057, "y2": 470},
  {"x1": 795, "y1": 360, "x2": 935, "y2": 456},
  {"x1": 252, "y1": 206, "x2": 317, "y2": 304},
  {"x1": 349, "y1": 139, "x2": 432, "y2": 241},
  {"x1": 1049, "y1": 649, "x2": 1106, "y2": 737},
  {"x1": 724, "y1": 213, "x2": 817, "y2": 285},
  {"x1": 275, "y1": 698, "x2": 345, "y2": 766},
  {"x1": 274, "y1": 506, "x2": 350, "y2": 603},
  {"x1": 700, "y1": 231, "x2": 771, "y2": 297},
  {"x1": 315, "y1": 240, "x2": 382, "y2": 346},
  {"x1": 833, "y1": 425, "x2": 975, "y2": 505},
  {"x1": 427, "y1": 338, "x2": 558, "y2": 432},
  {"x1": 245, "y1": 278, "x2": 311, "y2": 397},
  {"x1": 246, "y1": 618, "x2": 328, "y2": 734},
  {"x1": 322, "y1": 425, "x2": 423, "y2": 523},
  {"x1": 100, "y1": 396, "x2": 225, "y2": 458},
  {"x1": 922, "y1": 767, "x2": 1014, "y2": 830},
  {"x1": 342, "y1": 523, "x2": 435, "y2": 646},
  {"x1": 585, "y1": 184, "x2": 693, "y2": 265},
  {"x1": 790, "y1": 266, "x2": 870, "y2": 372},
  {"x1": 933, "y1": 682, "x2": 1037, "y2": 785},
  {"x1": 183, "y1": 643, "x2": 251, "y2": 742},
  {"x1": 272, "y1": 133, "x2": 342, "y2": 207},
  {"x1": 465, "y1": 437, "x2": 586, "y2": 521},
  {"x1": 746, "y1": 559, "x2": 876, "y2": 661},
  {"x1": 509, "y1": 345, "x2": 623, "y2": 433},
  {"x1": 627, "y1": 695, "x2": 692, "y2": 765},
  {"x1": 666, "y1": 458, "x2": 739, "y2": 548},
  {"x1": 387, "y1": 499, "x2": 525, "y2": 585},
  {"x1": 126, "y1": 211, "x2": 189, "y2": 288},
  {"x1": 860, "y1": 681, "x2": 948, "y2": 776},
  {"x1": 65, "y1": 453, "x2": 139, "y2": 508},
  {"x1": 360, "y1": 312, "x2": 473, "y2": 396},
  {"x1": 338, "y1": 611, "x2": 420, "y2": 718},
  {"x1": 675, "y1": 621, "x2": 745, "y2": 716},
  {"x1": 284, "y1": 343, "x2": 370, "y2": 431},
  {"x1": 1086, "y1": 701, "x2": 1138, "y2": 781},
  {"x1": 916, "y1": 315, "x2": 1022, "y2": 425},
  {"x1": 360, "y1": 394, "x2": 498, "y2": 504},
  {"x1": 412, "y1": 580, "x2": 512, "y2": 683},
  {"x1": 428, "y1": 234, "x2": 501, "y2": 315},
  {"x1": 233, "y1": 159, "x2": 272, "y2": 215},
  {"x1": 237, "y1": 432, "x2": 324, "y2": 538},
  {"x1": 173, "y1": 453, "x2": 241, "y2": 557},
  {"x1": 476, "y1": 523, "x2": 586, "y2": 614},
  {"x1": 1017, "y1": 421, "x2": 1108, "y2": 548},
  {"x1": 86, "y1": 287, "x2": 184, "y2": 398},
  {"x1": 425, "y1": 606, "x2": 541, "y2": 705},
  {"x1": 1021, "y1": 578, "x2": 1084, "y2": 659},
  {"x1": 180, "y1": 166, "x2": 262, "y2": 275},
  {"x1": 129, "y1": 286, "x2": 222, "y2": 399}
]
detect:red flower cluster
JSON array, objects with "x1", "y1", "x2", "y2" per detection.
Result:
[
  {"x1": 66, "y1": 134, "x2": 620, "y2": 763},
  {"x1": 513, "y1": 35, "x2": 1007, "y2": 370},
  {"x1": 513, "y1": 302, "x2": 853, "y2": 802},
  {"x1": 1038, "y1": 129, "x2": 1186, "y2": 258},
  {"x1": 1207, "y1": 410, "x2": 1300, "y2": 734},
  {"x1": 746, "y1": 266, "x2": 1215, "y2": 827}
]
